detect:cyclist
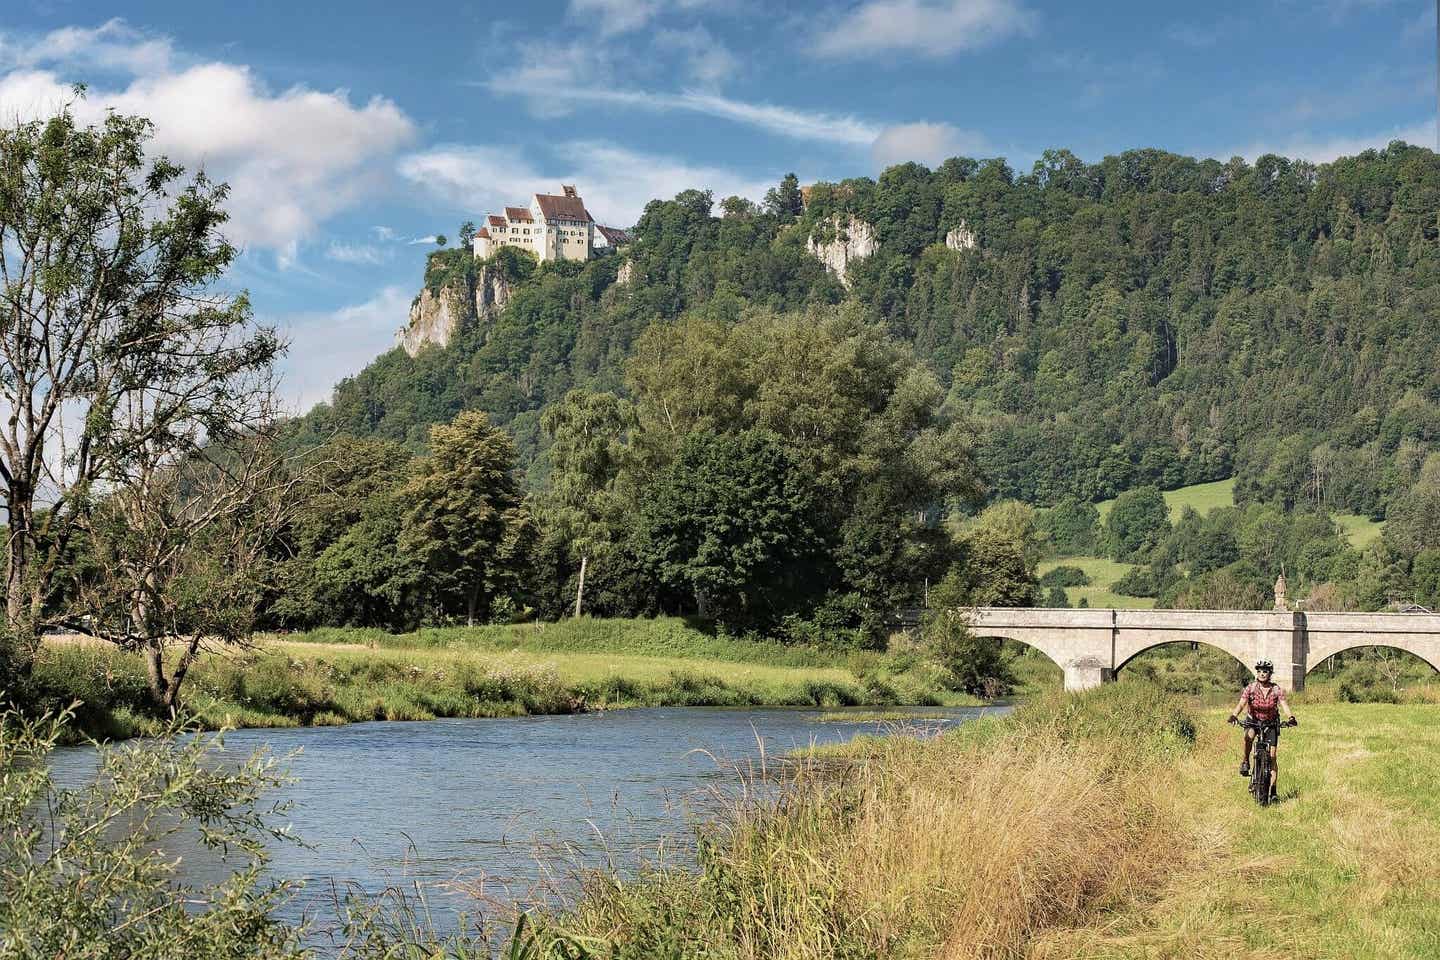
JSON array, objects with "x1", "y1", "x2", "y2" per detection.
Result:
[{"x1": 1227, "y1": 659, "x2": 1297, "y2": 790}]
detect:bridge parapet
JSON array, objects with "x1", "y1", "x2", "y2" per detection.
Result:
[{"x1": 949, "y1": 606, "x2": 1440, "y2": 692}]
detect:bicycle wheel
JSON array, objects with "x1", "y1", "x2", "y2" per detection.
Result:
[{"x1": 1250, "y1": 742, "x2": 1270, "y2": 806}]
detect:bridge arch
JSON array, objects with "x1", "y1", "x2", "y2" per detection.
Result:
[
  {"x1": 1113, "y1": 639, "x2": 1251, "y2": 678},
  {"x1": 1303, "y1": 613, "x2": 1440, "y2": 678}
]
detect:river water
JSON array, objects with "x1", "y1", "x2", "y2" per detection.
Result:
[{"x1": 48, "y1": 705, "x2": 1002, "y2": 937}]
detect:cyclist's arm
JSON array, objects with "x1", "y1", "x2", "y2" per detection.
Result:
[
  {"x1": 1278, "y1": 693, "x2": 1295, "y2": 721},
  {"x1": 1229, "y1": 691, "x2": 1250, "y2": 721}
]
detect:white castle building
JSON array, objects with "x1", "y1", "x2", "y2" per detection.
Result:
[{"x1": 471, "y1": 185, "x2": 630, "y2": 262}]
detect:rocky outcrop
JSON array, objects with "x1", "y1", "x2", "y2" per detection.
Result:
[
  {"x1": 616, "y1": 258, "x2": 635, "y2": 286},
  {"x1": 475, "y1": 262, "x2": 513, "y2": 317},
  {"x1": 398, "y1": 282, "x2": 468, "y2": 356},
  {"x1": 806, "y1": 215, "x2": 876, "y2": 287},
  {"x1": 396, "y1": 264, "x2": 515, "y2": 356},
  {"x1": 945, "y1": 220, "x2": 978, "y2": 252}
]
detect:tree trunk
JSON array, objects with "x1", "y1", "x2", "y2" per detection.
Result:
[
  {"x1": 574, "y1": 554, "x2": 588, "y2": 619},
  {"x1": 163, "y1": 636, "x2": 203, "y2": 712},
  {"x1": 143, "y1": 640, "x2": 169, "y2": 709},
  {"x1": 467, "y1": 584, "x2": 479, "y2": 628},
  {"x1": 4, "y1": 494, "x2": 37, "y2": 674}
]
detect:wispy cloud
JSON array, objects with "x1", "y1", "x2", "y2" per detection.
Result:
[
  {"x1": 1166, "y1": 17, "x2": 1242, "y2": 48},
  {"x1": 811, "y1": 0, "x2": 1036, "y2": 59},
  {"x1": 325, "y1": 241, "x2": 389, "y2": 265},
  {"x1": 488, "y1": 73, "x2": 879, "y2": 145},
  {"x1": 274, "y1": 285, "x2": 413, "y2": 412},
  {"x1": 872, "y1": 121, "x2": 992, "y2": 167},
  {"x1": 1223, "y1": 119, "x2": 1434, "y2": 163},
  {"x1": 398, "y1": 141, "x2": 777, "y2": 227}
]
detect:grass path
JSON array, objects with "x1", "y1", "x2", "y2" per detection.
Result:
[{"x1": 1041, "y1": 703, "x2": 1440, "y2": 959}]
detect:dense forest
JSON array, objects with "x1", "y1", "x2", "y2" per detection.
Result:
[{"x1": 264, "y1": 144, "x2": 1440, "y2": 633}]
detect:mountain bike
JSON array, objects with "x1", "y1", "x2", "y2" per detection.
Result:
[{"x1": 1241, "y1": 717, "x2": 1297, "y2": 806}]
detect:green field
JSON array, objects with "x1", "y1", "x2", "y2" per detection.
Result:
[
  {"x1": 1052, "y1": 702, "x2": 1440, "y2": 958},
  {"x1": 33, "y1": 619, "x2": 977, "y2": 740},
  {"x1": 1336, "y1": 511, "x2": 1384, "y2": 550},
  {"x1": 1036, "y1": 555, "x2": 1155, "y2": 608},
  {"x1": 1096, "y1": 476, "x2": 1236, "y2": 524}
]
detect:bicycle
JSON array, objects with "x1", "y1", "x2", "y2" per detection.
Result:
[{"x1": 1240, "y1": 716, "x2": 1297, "y2": 806}]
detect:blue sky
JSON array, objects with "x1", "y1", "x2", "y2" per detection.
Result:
[{"x1": 1, "y1": 0, "x2": 1435, "y2": 409}]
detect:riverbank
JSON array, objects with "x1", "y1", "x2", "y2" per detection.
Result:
[
  {"x1": 27, "y1": 618, "x2": 981, "y2": 741},
  {"x1": 508, "y1": 689, "x2": 1438, "y2": 959}
]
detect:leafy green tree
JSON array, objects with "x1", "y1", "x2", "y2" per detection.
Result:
[
  {"x1": 1105, "y1": 487, "x2": 1171, "y2": 561},
  {"x1": 1039, "y1": 499, "x2": 1101, "y2": 555},
  {"x1": 0, "y1": 100, "x2": 281, "y2": 684},
  {"x1": 763, "y1": 173, "x2": 804, "y2": 222},
  {"x1": 402, "y1": 411, "x2": 535, "y2": 625},
  {"x1": 923, "y1": 569, "x2": 1018, "y2": 694},
  {"x1": 635, "y1": 430, "x2": 821, "y2": 623},
  {"x1": 1384, "y1": 455, "x2": 1440, "y2": 559},
  {"x1": 540, "y1": 390, "x2": 633, "y2": 617}
]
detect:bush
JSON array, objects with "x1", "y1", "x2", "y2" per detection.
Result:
[
  {"x1": 1039, "y1": 565, "x2": 1091, "y2": 589},
  {"x1": 1113, "y1": 566, "x2": 1159, "y2": 597}
]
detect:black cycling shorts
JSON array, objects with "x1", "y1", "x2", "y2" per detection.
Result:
[{"x1": 1251, "y1": 721, "x2": 1281, "y2": 747}]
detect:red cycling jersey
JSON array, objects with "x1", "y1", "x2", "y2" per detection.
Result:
[{"x1": 1242, "y1": 681, "x2": 1285, "y2": 721}]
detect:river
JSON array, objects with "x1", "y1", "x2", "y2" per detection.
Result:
[{"x1": 48, "y1": 705, "x2": 1003, "y2": 938}]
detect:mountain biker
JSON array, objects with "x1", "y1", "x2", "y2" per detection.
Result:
[{"x1": 1227, "y1": 659, "x2": 1296, "y2": 790}]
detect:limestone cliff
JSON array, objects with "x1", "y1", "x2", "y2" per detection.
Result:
[
  {"x1": 396, "y1": 263, "x2": 514, "y2": 356},
  {"x1": 945, "y1": 220, "x2": 978, "y2": 252},
  {"x1": 806, "y1": 215, "x2": 876, "y2": 287},
  {"x1": 398, "y1": 282, "x2": 467, "y2": 356}
]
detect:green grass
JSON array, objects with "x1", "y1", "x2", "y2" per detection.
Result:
[
  {"x1": 1096, "y1": 476, "x2": 1236, "y2": 524},
  {"x1": 1048, "y1": 703, "x2": 1440, "y2": 958},
  {"x1": 31, "y1": 619, "x2": 981, "y2": 740},
  {"x1": 1037, "y1": 555, "x2": 1155, "y2": 609},
  {"x1": 1336, "y1": 512, "x2": 1384, "y2": 550}
]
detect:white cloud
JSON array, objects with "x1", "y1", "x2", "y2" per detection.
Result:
[
  {"x1": 0, "y1": 18, "x2": 172, "y2": 74},
  {"x1": 655, "y1": 26, "x2": 740, "y2": 85},
  {"x1": 567, "y1": 0, "x2": 726, "y2": 35},
  {"x1": 325, "y1": 241, "x2": 388, "y2": 265},
  {"x1": 812, "y1": 0, "x2": 1036, "y2": 59},
  {"x1": 275, "y1": 285, "x2": 413, "y2": 412},
  {"x1": 0, "y1": 22, "x2": 415, "y2": 263},
  {"x1": 488, "y1": 75, "x2": 879, "y2": 145},
  {"x1": 872, "y1": 121, "x2": 991, "y2": 167},
  {"x1": 1225, "y1": 120, "x2": 1435, "y2": 163},
  {"x1": 398, "y1": 142, "x2": 776, "y2": 228}
]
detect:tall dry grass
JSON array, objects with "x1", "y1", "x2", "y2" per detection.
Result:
[{"x1": 542, "y1": 685, "x2": 1200, "y2": 960}]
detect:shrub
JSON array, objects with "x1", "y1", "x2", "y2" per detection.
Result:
[{"x1": 1039, "y1": 565, "x2": 1091, "y2": 589}]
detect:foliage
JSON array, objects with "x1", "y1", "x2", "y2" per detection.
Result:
[
  {"x1": 1038, "y1": 564, "x2": 1091, "y2": 588},
  {"x1": 402, "y1": 411, "x2": 536, "y2": 625},
  {"x1": 0, "y1": 708, "x2": 304, "y2": 958},
  {"x1": 1105, "y1": 486, "x2": 1171, "y2": 561},
  {"x1": 635, "y1": 430, "x2": 822, "y2": 623},
  {"x1": 0, "y1": 99, "x2": 280, "y2": 681},
  {"x1": 1038, "y1": 498, "x2": 1102, "y2": 555}
]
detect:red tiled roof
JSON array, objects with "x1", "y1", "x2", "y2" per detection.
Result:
[
  {"x1": 476, "y1": 227, "x2": 490, "y2": 238},
  {"x1": 596, "y1": 224, "x2": 631, "y2": 245},
  {"x1": 534, "y1": 193, "x2": 592, "y2": 223},
  {"x1": 487, "y1": 214, "x2": 506, "y2": 226},
  {"x1": 505, "y1": 206, "x2": 534, "y2": 222}
]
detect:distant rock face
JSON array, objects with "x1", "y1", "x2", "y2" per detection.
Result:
[
  {"x1": 806, "y1": 215, "x2": 876, "y2": 286},
  {"x1": 945, "y1": 220, "x2": 978, "y2": 252},
  {"x1": 616, "y1": 258, "x2": 635, "y2": 286},
  {"x1": 398, "y1": 283, "x2": 467, "y2": 356},
  {"x1": 396, "y1": 265, "x2": 514, "y2": 356},
  {"x1": 475, "y1": 263, "x2": 512, "y2": 317}
]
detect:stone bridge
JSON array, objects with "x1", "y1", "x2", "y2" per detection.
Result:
[{"x1": 966, "y1": 608, "x2": 1440, "y2": 691}]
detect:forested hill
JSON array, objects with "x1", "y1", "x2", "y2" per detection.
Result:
[{"x1": 290, "y1": 143, "x2": 1440, "y2": 516}]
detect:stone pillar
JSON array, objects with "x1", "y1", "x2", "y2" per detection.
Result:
[
  {"x1": 1063, "y1": 656, "x2": 1111, "y2": 692},
  {"x1": 1257, "y1": 611, "x2": 1306, "y2": 692}
]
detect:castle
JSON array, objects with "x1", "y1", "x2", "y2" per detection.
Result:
[{"x1": 471, "y1": 184, "x2": 630, "y2": 262}]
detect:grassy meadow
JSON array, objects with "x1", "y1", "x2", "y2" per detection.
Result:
[
  {"x1": 1096, "y1": 476, "x2": 1237, "y2": 524},
  {"x1": 1036, "y1": 555, "x2": 1155, "y2": 609},
  {"x1": 30, "y1": 618, "x2": 977, "y2": 741},
  {"x1": 512, "y1": 686, "x2": 1439, "y2": 960}
]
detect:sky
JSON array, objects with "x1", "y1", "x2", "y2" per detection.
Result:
[{"x1": 1, "y1": 0, "x2": 1435, "y2": 411}]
